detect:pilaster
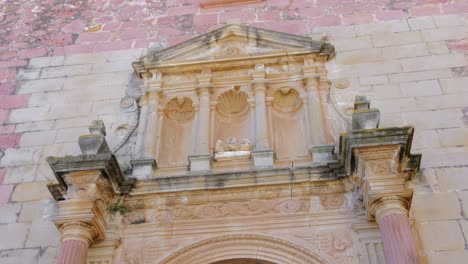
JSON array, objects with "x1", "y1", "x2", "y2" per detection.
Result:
[{"x1": 340, "y1": 97, "x2": 421, "y2": 264}]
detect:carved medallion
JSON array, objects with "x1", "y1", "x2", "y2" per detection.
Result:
[
  {"x1": 272, "y1": 88, "x2": 302, "y2": 112},
  {"x1": 164, "y1": 97, "x2": 195, "y2": 122},
  {"x1": 216, "y1": 88, "x2": 250, "y2": 117}
]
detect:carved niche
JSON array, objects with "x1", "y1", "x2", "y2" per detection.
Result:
[
  {"x1": 269, "y1": 86, "x2": 309, "y2": 159},
  {"x1": 158, "y1": 97, "x2": 195, "y2": 167},
  {"x1": 214, "y1": 87, "x2": 252, "y2": 150}
]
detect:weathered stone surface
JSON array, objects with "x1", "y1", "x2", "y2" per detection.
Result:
[
  {"x1": 17, "y1": 68, "x2": 41, "y2": 80},
  {"x1": 427, "y1": 250, "x2": 468, "y2": 264},
  {"x1": 417, "y1": 221, "x2": 465, "y2": 251},
  {"x1": 15, "y1": 120, "x2": 55, "y2": 133},
  {"x1": 372, "y1": 31, "x2": 422, "y2": 47},
  {"x1": 355, "y1": 20, "x2": 410, "y2": 36},
  {"x1": 407, "y1": 16, "x2": 436, "y2": 30},
  {"x1": 420, "y1": 147, "x2": 468, "y2": 168},
  {"x1": 411, "y1": 130, "x2": 440, "y2": 150},
  {"x1": 0, "y1": 223, "x2": 30, "y2": 250},
  {"x1": 0, "y1": 147, "x2": 41, "y2": 167},
  {"x1": 0, "y1": 248, "x2": 39, "y2": 264},
  {"x1": 332, "y1": 36, "x2": 373, "y2": 51},
  {"x1": 11, "y1": 182, "x2": 51, "y2": 202},
  {"x1": 8, "y1": 107, "x2": 50, "y2": 124},
  {"x1": 28, "y1": 56, "x2": 64, "y2": 68},
  {"x1": 0, "y1": 203, "x2": 21, "y2": 224},
  {"x1": 17, "y1": 78, "x2": 65, "y2": 94},
  {"x1": 438, "y1": 128, "x2": 468, "y2": 148},
  {"x1": 411, "y1": 192, "x2": 461, "y2": 221},
  {"x1": 421, "y1": 26, "x2": 466, "y2": 42},
  {"x1": 402, "y1": 109, "x2": 464, "y2": 130},
  {"x1": 400, "y1": 80, "x2": 442, "y2": 97},
  {"x1": 55, "y1": 127, "x2": 89, "y2": 143},
  {"x1": 388, "y1": 69, "x2": 453, "y2": 83},
  {"x1": 440, "y1": 77, "x2": 468, "y2": 94},
  {"x1": 434, "y1": 14, "x2": 465, "y2": 27},
  {"x1": 459, "y1": 191, "x2": 468, "y2": 218},
  {"x1": 18, "y1": 201, "x2": 46, "y2": 222},
  {"x1": 437, "y1": 167, "x2": 468, "y2": 192},
  {"x1": 20, "y1": 130, "x2": 57, "y2": 147},
  {"x1": 41, "y1": 64, "x2": 93, "y2": 78},
  {"x1": 400, "y1": 53, "x2": 466, "y2": 72},
  {"x1": 359, "y1": 75, "x2": 388, "y2": 85},
  {"x1": 3, "y1": 165, "x2": 37, "y2": 184},
  {"x1": 427, "y1": 41, "x2": 449, "y2": 54},
  {"x1": 38, "y1": 247, "x2": 58, "y2": 264},
  {"x1": 26, "y1": 220, "x2": 60, "y2": 247}
]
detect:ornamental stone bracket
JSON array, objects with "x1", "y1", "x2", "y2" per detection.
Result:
[
  {"x1": 340, "y1": 96, "x2": 422, "y2": 264},
  {"x1": 46, "y1": 120, "x2": 135, "y2": 264}
]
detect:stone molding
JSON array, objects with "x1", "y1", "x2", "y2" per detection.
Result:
[{"x1": 158, "y1": 234, "x2": 337, "y2": 264}]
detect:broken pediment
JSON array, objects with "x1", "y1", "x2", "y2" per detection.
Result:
[{"x1": 132, "y1": 24, "x2": 334, "y2": 75}]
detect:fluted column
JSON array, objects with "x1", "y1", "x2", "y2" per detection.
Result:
[
  {"x1": 372, "y1": 196, "x2": 419, "y2": 264},
  {"x1": 189, "y1": 70, "x2": 212, "y2": 171},
  {"x1": 56, "y1": 222, "x2": 94, "y2": 264},
  {"x1": 143, "y1": 87, "x2": 161, "y2": 157},
  {"x1": 133, "y1": 72, "x2": 160, "y2": 179},
  {"x1": 196, "y1": 86, "x2": 211, "y2": 154},
  {"x1": 250, "y1": 64, "x2": 275, "y2": 167},
  {"x1": 303, "y1": 65, "x2": 326, "y2": 146},
  {"x1": 252, "y1": 81, "x2": 269, "y2": 150}
]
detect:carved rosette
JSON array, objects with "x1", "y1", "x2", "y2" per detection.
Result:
[{"x1": 164, "y1": 97, "x2": 195, "y2": 123}]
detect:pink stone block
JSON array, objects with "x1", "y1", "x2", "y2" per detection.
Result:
[
  {"x1": 61, "y1": 19, "x2": 85, "y2": 33},
  {"x1": 0, "y1": 60, "x2": 27, "y2": 68},
  {"x1": 94, "y1": 40, "x2": 133, "y2": 52},
  {"x1": 447, "y1": 40, "x2": 468, "y2": 52},
  {"x1": 0, "y1": 83, "x2": 14, "y2": 95},
  {"x1": 0, "y1": 110, "x2": 8, "y2": 125},
  {"x1": 63, "y1": 44, "x2": 95, "y2": 55},
  {"x1": 0, "y1": 125, "x2": 15, "y2": 134},
  {"x1": 0, "y1": 133, "x2": 21, "y2": 148},
  {"x1": 118, "y1": 28, "x2": 147, "y2": 40},
  {"x1": 193, "y1": 14, "x2": 219, "y2": 25},
  {"x1": 268, "y1": 0, "x2": 290, "y2": 8},
  {"x1": 341, "y1": 14, "x2": 374, "y2": 25},
  {"x1": 167, "y1": 5, "x2": 199, "y2": 16},
  {"x1": 376, "y1": 10, "x2": 409, "y2": 21},
  {"x1": 0, "y1": 169, "x2": 5, "y2": 184},
  {"x1": 0, "y1": 184, "x2": 14, "y2": 204},
  {"x1": 257, "y1": 10, "x2": 281, "y2": 21},
  {"x1": 309, "y1": 16, "x2": 341, "y2": 27},
  {"x1": 300, "y1": 7, "x2": 324, "y2": 18},
  {"x1": 410, "y1": 5, "x2": 441, "y2": 16},
  {"x1": 17, "y1": 47, "x2": 48, "y2": 59},
  {"x1": 0, "y1": 94, "x2": 30, "y2": 109},
  {"x1": 77, "y1": 32, "x2": 112, "y2": 43}
]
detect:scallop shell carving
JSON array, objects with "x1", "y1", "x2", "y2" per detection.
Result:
[
  {"x1": 216, "y1": 89, "x2": 250, "y2": 117},
  {"x1": 272, "y1": 88, "x2": 302, "y2": 113}
]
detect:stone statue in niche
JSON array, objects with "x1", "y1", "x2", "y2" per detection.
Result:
[{"x1": 214, "y1": 137, "x2": 252, "y2": 161}]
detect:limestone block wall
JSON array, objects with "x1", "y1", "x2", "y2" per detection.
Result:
[{"x1": 0, "y1": 1, "x2": 467, "y2": 263}]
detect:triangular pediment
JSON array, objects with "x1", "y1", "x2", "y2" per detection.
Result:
[{"x1": 133, "y1": 24, "x2": 333, "y2": 75}]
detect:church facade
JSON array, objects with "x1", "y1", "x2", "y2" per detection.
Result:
[{"x1": 0, "y1": 1, "x2": 467, "y2": 264}]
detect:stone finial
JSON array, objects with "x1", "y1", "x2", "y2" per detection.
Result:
[
  {"x1": 78, "y1": 120, "x2": 110, "y2": 155},
  {"x1": 88, "y1": 120, "x2": 106, "y2": 136},
  {"x1": 351, "y1": 96, "x2": 380, "y2": 130}
]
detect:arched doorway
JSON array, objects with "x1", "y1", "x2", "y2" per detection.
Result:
[
  {"x1": 159, "y1": 234, "x2": 336, "y2": 264},
  {"x1": 211, "y1": 259, "x2": 276, "y2": 264}
]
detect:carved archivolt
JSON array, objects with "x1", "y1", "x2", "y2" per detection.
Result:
[
  {"x1": 272, "y1": 87, "x2": 302, "y2": 113},
  {"x1": 164, "y1": 97, "x2": 195, "y2": 123},
  {"x1": 159, "y1": 234, "x2": 337, "y2": 264},
  {"x1": 216, "y1": 89, "x2": 250, "y2": 117}
]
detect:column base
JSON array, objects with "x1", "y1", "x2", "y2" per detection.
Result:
[
  {"x1": 130, "y1": 158, "x2": 157, "y2": 180},
  {"x1": 251, "y1": 150, "x2": 275, "y2": 168},
  {"x1": 188, "y1": 154, "x2": 212, "y2": 171},
  {"x1": 310, "y1": 144, "x2": 335, "y2": 163}
]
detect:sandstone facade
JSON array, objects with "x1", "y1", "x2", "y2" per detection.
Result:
[{"x1": 0, "y1": 1, "x2": 467, "y2": 263}]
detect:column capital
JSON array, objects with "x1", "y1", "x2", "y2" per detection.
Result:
[
  {"x1": 339, "y1": 102, "x2": 421, "y2": 220},
  {"x1": 59, "y1": 221, "x2": 95, "y2": 246},
  {"x1": 370, "y1": 195, "x2": 410, "y2": 223}
]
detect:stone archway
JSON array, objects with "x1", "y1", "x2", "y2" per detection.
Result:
[
  {"x1": 211, "y1": 259, "x2": 276, "y2": 264},
  {"x1": 159, "y1": 234, "x2": 337, "y2": 264}
]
